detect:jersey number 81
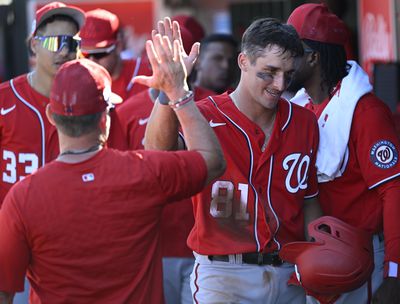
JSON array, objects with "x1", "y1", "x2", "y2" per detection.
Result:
[{"x1": 210, "y1": 181, "x2": 249, "y2": 220}]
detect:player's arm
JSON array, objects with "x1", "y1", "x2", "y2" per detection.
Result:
[
  {"x1": 134, "y1": 20, "x2": 225, "y2": 184},
  {"x1": 144, "y1": 94, "x2": 182, "y2": 151},
  {"x1": 143, "y1": 87, "x2": 182, "y2": 151},
  {"x1": 0, "y1": 292, "x2": 14, "y2": 304},
  {"x1": 142, "y1": 17, "x2": 199, "y2": 152},
  {"x1": 372, "y1": 179, "x2": 400, "y2": 303},
  {"x1": 303, "y1": 196, "x2": 323, "y2": 240}
]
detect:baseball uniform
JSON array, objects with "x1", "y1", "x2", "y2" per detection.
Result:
[
  {"x1": 0, "y1": 75, "x2": 59, "y2": 206},
  {"x1": 0, "y1": 148, "x2": 207, "y2": 303},
  {"x1": 109, "y1": 86, "x2": 215, "y2": 304},
  {"x1": 304, "y1": 92, "x2": 400, "y2": 303},
  {"x1": 112, "y1": 57, "x2": 152, "y2": 101},
  {"x1": 186, "y1": 93, "x2": 319, "y2": 303}
]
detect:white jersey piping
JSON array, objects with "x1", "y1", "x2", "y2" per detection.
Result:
[
  {"x1": 266, "y1": 155, "x2": 281, "y2": 250},
  {"x1": 369, "y1": 172, "x2": 400, "y2": 189},
  {"x1": 10, "y1": 78, "x2": 46, "y2": 167},
  {"x1": 208, "y1": 96, "x2": 261, "y2": 251}
]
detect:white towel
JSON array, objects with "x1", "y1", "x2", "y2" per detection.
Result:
[{"x1": 291, "y1": 61, "x2": 373, "y2": 182}]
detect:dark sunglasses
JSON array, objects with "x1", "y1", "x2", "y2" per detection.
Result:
[
  {"x1": 81, "y1": 44, "x2": 116, "y2": 60},
  {"x1": 34, "y1": 35, "x2": 80, "y2": 53}
]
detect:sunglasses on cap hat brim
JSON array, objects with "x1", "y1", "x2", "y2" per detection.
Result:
[
  {"x1": 81, "y1": 44, "x2": 116, "y2": 60},
  {"x1": 34, "y1": 35, "x2": 81, "y2": 53}
]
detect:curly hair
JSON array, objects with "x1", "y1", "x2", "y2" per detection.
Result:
[{"x1": 303, "y1": 39, "x2": 349, "y2": 96}]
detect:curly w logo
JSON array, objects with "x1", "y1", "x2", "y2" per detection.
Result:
[{"x1": 283, "y1": 153, "x2": 310, "y2": 194}]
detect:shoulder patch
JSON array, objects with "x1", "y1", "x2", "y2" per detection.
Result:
[{"x1": 370, "y1": 140, "x2": 398, "y2": 169}]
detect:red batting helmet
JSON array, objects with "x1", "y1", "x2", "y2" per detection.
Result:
[{"x1": 279, "y1": 216, "x2": 374, "y2": 296}]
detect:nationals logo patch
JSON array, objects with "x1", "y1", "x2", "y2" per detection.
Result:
[{"x1": 370, "y1": 140, "x2": 398, "y2": 169}]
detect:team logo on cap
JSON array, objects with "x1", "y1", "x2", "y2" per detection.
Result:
[
  {"x1": 103, "y1": 85, "x2": 111, "y2": 102},
  {"x1": 370, "y1": 140, "x2": 398, "y2": 169}
]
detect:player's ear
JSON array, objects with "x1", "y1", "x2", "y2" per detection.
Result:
[
  {"x1": 30, "y1": 36, "x2": 38, "y2": 55},
  {"x1": 307, "y1": 50, "x2": 320, "y2": 68},
  {"x1": 238, "y1": 52, "x2": 249, "y2": 72},
  {"x1": 45, "y1": 104, "x2": 56, "y2": 126}
]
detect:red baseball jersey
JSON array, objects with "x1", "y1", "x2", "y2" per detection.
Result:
[
  {"x1": 109, "y1": 86, "x2": 216, "y2": 257},
  {"x1": 0, "y1": 148, "x2": 207, "y2": 303},
  {"x1": 187, "y1": 93, "x2": 319, "y2": 254},
  {"x1": 112, "y1": 57, "x2": 152, "y2": 101},
  {"x1": 0, "y1": 75, "x2": 59, "y2": 206},
  {"x1": 306, "y1": 93, "x2": 400, "y2": 272}
]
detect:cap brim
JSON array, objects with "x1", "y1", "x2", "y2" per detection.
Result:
[
  {"x1": 36, "y1": 6, "x2": 85, "y2": 34},
  {"x1": 80, "y1": 42, "x2": 117, "y2": 54}
]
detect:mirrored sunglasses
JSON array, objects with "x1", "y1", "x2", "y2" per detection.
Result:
[
  {"x1": 81, "y1": 44, "x2": 116, "y2": 60},
  {"x1": 34, "y1": 35, "x2": 81, "y2": 53}
]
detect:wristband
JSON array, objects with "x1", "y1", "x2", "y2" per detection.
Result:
[
  {"x1": 168, "y1": 90, "x2": 194, "y2": 110},
  {"x1": 157, "y1": 91, "x2": 170, "y2": 105}
]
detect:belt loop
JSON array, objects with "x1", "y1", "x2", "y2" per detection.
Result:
[
  {"x1": 257, "y1": 253, "x2": 263, "y2": 265},
  {"x1": 235, "y1": 253, "x2": 243, "y2": 264}
]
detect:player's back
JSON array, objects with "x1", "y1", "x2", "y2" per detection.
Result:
[{"x1": 2, "y1": 148, "x2": 206, "y2": 303}]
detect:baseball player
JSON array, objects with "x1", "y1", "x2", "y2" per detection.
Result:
[
  {"x1": 108, "y1": 27, "x2": 219, "y2": 304},
  {"x1": 0, "y1": 1, "x2": 85, "y2": 208},
  {"x1": 0, "y1": 43, "x2": 225, "y2": 302},
  {"x1": 287, "y1": 3, "x2": 400, "y2": 303},
  {"x1": 190, "y1": 33, "x2": 238, "y2": 94},
  {"x1": 139, "y1": 17, "x2": 322, "y2": 303},
  {"x1": 1, "y1": 4, "x2": 85, "y2": 303},
  {"x1": 79, "y1": 9, "x2": 152, "y2": 101}
]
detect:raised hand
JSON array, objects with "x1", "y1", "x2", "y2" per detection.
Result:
[
  {"x1": 155, "y1": 17, "x2": 199, "y2": 76},
  {"x1": 134, "y1": 32, "x2": 188, "y2": 101}
]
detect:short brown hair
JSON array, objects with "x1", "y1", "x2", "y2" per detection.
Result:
[{"x1": 241, "y1": 18, "x2": 303, "y2": 63}]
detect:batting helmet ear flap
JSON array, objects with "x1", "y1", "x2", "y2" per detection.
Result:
[{"x1": 279, "y1": 216, "x2": 374, "y2": 296}]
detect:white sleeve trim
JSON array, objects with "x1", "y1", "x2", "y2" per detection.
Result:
[
  {"x1": 388, "y1": 261, "x2": 399, "y2": 277},
  {"x1": 304, "y1": 190, "x2": 319, "y2": 199},
  {"x1": 368, "y1": 172, "x2": 400, "y2": 190}
]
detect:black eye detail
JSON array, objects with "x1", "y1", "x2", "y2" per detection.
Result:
[{"x1": 256, "y1": 72, "x2": 273, "y2": 81}]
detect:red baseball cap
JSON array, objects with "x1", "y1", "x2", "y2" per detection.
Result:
[
  {"x1": 32, "y1": 2, "x2": 85, "y2": 35},
  {"x1": 50, "y1": 59, "x2": 122, "y2": 116},
  {"x1": 172, "y1": 15, "x2": 205, "y2": 43},
  {"x1": 80, "y1": 9, "x2": 120, "y2": 52},
  {"x1": 287, "y1": 3, "x2": 348, "y2": 46},
  {"x1": 179, "y1": 26, "x2": 196, "y2": 54}
]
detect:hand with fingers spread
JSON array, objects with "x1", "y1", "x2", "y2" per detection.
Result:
[
  {"x1": 155, "y1": 17, "x2": 200, "y2": 77},
  {"x1": 134, "y1": 33, "x2": 188, "y2": 101}
]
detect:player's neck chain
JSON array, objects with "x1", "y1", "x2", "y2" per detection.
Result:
[{"x1": 59, "y1": 144, "x2": 102, "y2": 156}]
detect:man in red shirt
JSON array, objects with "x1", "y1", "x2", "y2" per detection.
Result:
[
  {"x1": 140, "y1": 17, "x2": 322, "y2": 303},
  {"x1": 79, "y1": 9, "x2": 151, "y2": 101},
  {"x1": 108, "y1": 22, "x2": 215, "y2": 304},
  {"x1": 0, "y1": 52, "x2": 224, "y2": 302},
  {"x1": 288, "y1": 3, "x2": 400, "y2": 303}
]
